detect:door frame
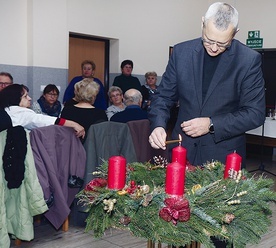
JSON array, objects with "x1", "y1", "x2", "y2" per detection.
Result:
[{"x1": 69, "y1": 33, "x2": 110, "y2": 90}]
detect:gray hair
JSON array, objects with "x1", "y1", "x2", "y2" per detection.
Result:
[
  {"x1": 124, "y1": 89, "x2": 142, "y2": 106},
  {"x1": 204, "y1": 2, "x2": 239, "y2": 32},
  {"x1": 145, "y1": 71, "x2": 157, "y2": 79},
  {"x1": 108, "y1": 86, "x2": 123, "y2": 97}
]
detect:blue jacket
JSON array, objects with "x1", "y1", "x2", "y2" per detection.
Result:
[
  {"x1": 110, "y1": 105, "x2": 148, "y2": 123},
  {"x1": 63, "y1": 76, "x2": 107, "y2": 110}
]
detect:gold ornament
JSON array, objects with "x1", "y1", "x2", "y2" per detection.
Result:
[
  {"x1": 236, "y1": 190, "x2": 247, "y2": 197},
  {"x1": 141, "y1": 185, "x2": 150, "y2": 194},
  {"x1": 223, "y1": 213, "x2": 235, "y2": 224},
  {"x1": 103, "y1": 199, "x2": 117, "y2": 213},
  {"x1": 142, "y1": 194, "x2": 153, "y2": 207},
  {"x1": 227, "y1": 199, "x2": 241, "y2": 205},
  {"x1": 117, "y1": 189, "x2": 128, "y2": 195},
  {"x1": 221, "y1": 225, "x2": 228, "y2": 234},
  {"x1": 191, "y1": 184, "x2": 202, "y2": 194},
  {"x1": 205, "y1": 161, "x2": 216, "y2": 170}
]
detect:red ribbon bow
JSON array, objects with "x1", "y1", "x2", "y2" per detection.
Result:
[
  {"x1": 159, "y1": 197, "x2": 190, "y2": 225},
  {"x1": 85, "y1": 178, "x2": 107, "y2": 191}
]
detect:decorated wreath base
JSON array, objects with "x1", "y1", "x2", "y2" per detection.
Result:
[{"x1": 77, "y1": 160, "x2": 276, "y2": 248}]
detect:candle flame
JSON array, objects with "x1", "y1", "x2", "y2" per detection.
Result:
[{"x1": 178, "y1": 134, "x2": 182, "y2": 146}]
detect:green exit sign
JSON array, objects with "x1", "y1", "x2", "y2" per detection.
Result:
[
  {"x1": 246, "y1": 38, "x2": 263, "y2": 48},
  {"x1": 247, "y1": 30, "x2": 263, "y2": 48},
  {"x1": 248, "y1": 30, "x2": 260, "y2": 39}
]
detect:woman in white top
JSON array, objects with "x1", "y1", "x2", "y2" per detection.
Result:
[{"x1": 0, "y1": 84, "x2": 85, "y2": 138}]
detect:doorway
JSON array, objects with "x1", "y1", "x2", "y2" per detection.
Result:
[{"x1": 68, "y1": 33, "x2": 110, "y2": 90}]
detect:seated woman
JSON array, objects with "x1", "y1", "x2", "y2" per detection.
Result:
[
  {"x1": 106, "y1": 86, "x2": 125, "y2": 120},
  {"x1": 60, "y1": 78, "x2": 108, "y2": 142},
  {"x1": 141, "y1": 71, "x2": 159, "y2": 110},
  {"x1": 0, "y1": 84, "x2": 85, "y2": 138},
  {"x1": 32, "y1": 84, "x2": 63, "y2": 117}
]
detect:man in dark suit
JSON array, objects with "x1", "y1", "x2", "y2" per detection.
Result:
[
  {"x1": 148, "y1": 2, "x2": 265, "y2": 168},
  {"x1": 110, "y1": 89, "x2": 148, "y2": 123}
]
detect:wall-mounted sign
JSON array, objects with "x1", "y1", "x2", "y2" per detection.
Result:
[
  {"x1": 246, "y1": 30, "x2": 263, "y2": 49},
  {"x1": 248, "y1": 30, "x2": 260, "y2": 39}
]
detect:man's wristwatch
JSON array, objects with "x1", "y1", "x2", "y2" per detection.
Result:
[{"x1": 209, "y1": 118, "x2": 214, "y2": 134}]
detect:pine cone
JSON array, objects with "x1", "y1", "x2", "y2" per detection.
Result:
[
  {"x1": 119, "y1": 216, "x2": 131, "y2": 225},
  {"x1": 153, "y1": 156, "x2": 168, "y2": 167}
]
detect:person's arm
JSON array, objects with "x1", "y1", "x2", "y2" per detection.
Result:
[
  {"x1": 148, "y1": 48, "x2": 178, "y2": 132},
  {"x1": 113, "y1": 76, "x2": 119, "y2": 86},
  {"x1": 210, "y1": 52, "x2": 265, "y2": 143},
  {"x1": 141, "y1": 85, "x2": 150, "y2": 101},
  {"x1": 63, "y1": 77, "x2": 81, "y2": 103},
  {"x1": 93, "y1": 78, "x2": 107, "y2": 110},
  {"x1": 55, "y1": 118, "x2": 85, "y2": 138},
  {"x1": 8, "y1": 106, "x2": 85, "y2": 138}
]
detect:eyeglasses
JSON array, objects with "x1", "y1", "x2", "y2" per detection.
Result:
[
  {"x1": 110, "y1": 93, "x2": 122, "y2": 98},
  {"x1": 201, "y1": 37, "x2": 231, "y2": 49},
  {"x1": 202, "y1": 30, "x2": 233, "y2": 49},
  {"x1": 46, "y1": 93, "x2": 59, "y2": 97},
  {"x1": 0, "y1": 82, "x2": 12, "y2": 87}
]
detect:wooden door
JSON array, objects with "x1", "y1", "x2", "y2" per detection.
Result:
[{"x1": 68, "y1": 34, "x2": 109, "y2": 87}]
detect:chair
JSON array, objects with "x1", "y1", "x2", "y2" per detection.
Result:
[
  {"x1": 127, "y1": 119, "x2": 169, "y2": 162},
  {"x1": 30, "y1": 125, "x2": 86, "y2": 230},
  {"x1": 71, "y1": 121, "x2": 137, "y2": 226},
  {"x1": 83, "y1": 121, "x2": 137, "y2": 184}
]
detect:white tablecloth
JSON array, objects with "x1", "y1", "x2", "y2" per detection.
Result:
[{"x1": 246, "y1": 117, "x2": 276, "y2": 138}]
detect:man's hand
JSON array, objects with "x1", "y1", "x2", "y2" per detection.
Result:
[
  {"x1": 180, "y1": 117, "x2": 210, "y2": 137},
  {"x1": 149, "y1": 127, "x2": 167, "y2": 150}
]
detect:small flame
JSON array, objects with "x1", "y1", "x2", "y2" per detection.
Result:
[{"x1": 178, "y1": 134, "x2": 182, "y2": 146}]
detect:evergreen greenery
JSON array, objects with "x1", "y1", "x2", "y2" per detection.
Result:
[{"x1": 77, "y1": 160, "x2": 276, "y2": 248}]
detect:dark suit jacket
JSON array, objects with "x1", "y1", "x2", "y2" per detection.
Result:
[
  {"x1": 149, "y1": 38, "x2": 266, "y2": 167},
  {"x1": 110, "y1": 105, "x2": 148, "y2": 123}
]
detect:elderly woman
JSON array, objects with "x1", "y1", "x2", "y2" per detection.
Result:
[
  {"x1": 0, "y1": 84, "x2": 85, "y2": 138},
  {"x1": 32, "y1": 84, "x2": 62, "y2": 117},
  {"x1": 60, "y1": 78, "x2": 108, "y2": 142},
  {"x1": 141, "y1": 71, "x2": 158, "y2": 110},
  {"x1": 106, "y1": 86, "x2": 125, "y2": 120},
  {"x1": 63, "y1": 60, "x2": 107, "y2": 110}
]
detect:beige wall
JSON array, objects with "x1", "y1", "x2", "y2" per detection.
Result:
[{"x1": 0, "y1": 0, "x2": 275, "y2": 76}]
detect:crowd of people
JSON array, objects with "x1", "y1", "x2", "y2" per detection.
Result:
[{"x1": 0, "y1": 59, "x2": 157, "y2": 139}]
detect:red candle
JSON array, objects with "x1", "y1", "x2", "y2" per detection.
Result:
[
  {"x1": 172, "y1": 145, "x2": 187, "y2": 166},
  {"x1": 165, "y1": 162, "x2": 185, "y2": 197},
  {"x1": 224, "y1": 151, "x2": 242, "y2": 179},
  {"x1": 107, "y1": 156, "x2": 126, "y2": 190}
]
